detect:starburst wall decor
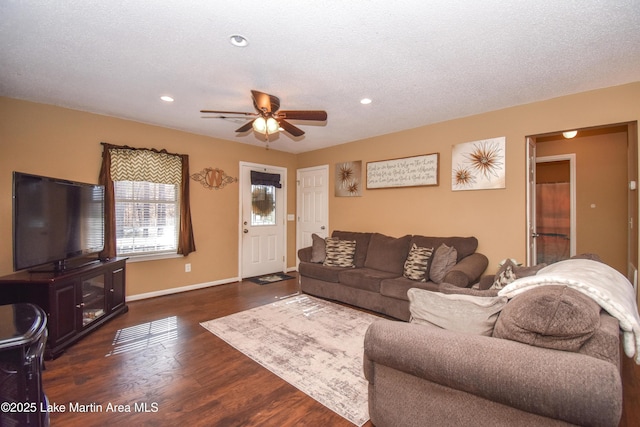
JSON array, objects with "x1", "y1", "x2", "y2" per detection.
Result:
[
  {"x1": 452, "y1": 137, "x2": 506, "y2": 191},
  {"x1": 335, "y1": 161, "x2": 362, "y2": 197}
]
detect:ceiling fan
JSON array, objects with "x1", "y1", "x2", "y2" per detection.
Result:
[{"x1": 201, "y1": 90, "x2": 327, "y2": 140}]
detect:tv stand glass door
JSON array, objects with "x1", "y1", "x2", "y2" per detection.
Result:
[{"x1": 81, "y1": 274, "x2": 106, "y2": 327}]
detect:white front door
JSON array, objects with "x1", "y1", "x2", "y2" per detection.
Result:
[
  {"x1": 296, "y1": 165, "x2": 329, "y2": 262},
  {"x1": 240, "y1": 162, "x2": 286, "y2": 278}
]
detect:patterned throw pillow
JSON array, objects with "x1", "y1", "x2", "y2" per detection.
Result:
[
  {"x1": 490, "y1": 259, "x2": 518, "y2": 290},
  {"x1": 489, "y1": 259, "x2": 547, "y2": 290},
  {"x1": 323, "y1": 238, "x2": 356, "y2": 268},
  {"x1": 403, "y1": 244, "x2": 434, "y2": 282}
]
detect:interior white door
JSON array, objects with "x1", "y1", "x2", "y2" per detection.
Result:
[
  {"x1": 240, "y1": 163, "x2": 286, "y2": 278},
  {"x1": 297, "y1": 165, "x2": 329, "y2": 260}
]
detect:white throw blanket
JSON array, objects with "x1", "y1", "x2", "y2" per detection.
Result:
[{"x1": 498, "y1": 259, "x2": 640, "y2": 364}]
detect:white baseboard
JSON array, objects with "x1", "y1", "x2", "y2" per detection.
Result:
[{"x1": 126, "y1": 277, "x2": 241, "y2": 302}]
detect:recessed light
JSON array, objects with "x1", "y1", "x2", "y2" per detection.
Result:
[
  {"x1": 160, "y1": 95, "x2": 174, "y2": 102},
  {"x1": 360, "y1": 98, "x2": 372, "y2": 105},
  {"x1": 229, "y1": 34, "x2": 249, "y2": 47}
]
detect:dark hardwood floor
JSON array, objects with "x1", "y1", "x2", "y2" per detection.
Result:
[{"x1": 42, "y1": 274, "x2": 639, "y2": 426}]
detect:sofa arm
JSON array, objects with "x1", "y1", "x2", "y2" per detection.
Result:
[
  {"x1": 364, "y1": 319, "x2": 622, "y2": 427},
  {"x1": 442, "y1": 252, "x2": 488, "y2": 287},
  {"x1": 298, "y1": 246, "x2": 313, "y2": 263}
]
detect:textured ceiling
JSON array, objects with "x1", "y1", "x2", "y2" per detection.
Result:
[{"x1": 1, "y1": 1, "x2": 639, "y2": 153}]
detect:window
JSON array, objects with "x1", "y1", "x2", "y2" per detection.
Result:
[
  {"x1": 114, "y1": 181, "x2": 179, "y2": 256},
  {"x1": 251, "y1": 184, "x2": 277, "y2": 226},
  {"x1": 100, "y1": 143, "x2": 195, "y2": 259}
]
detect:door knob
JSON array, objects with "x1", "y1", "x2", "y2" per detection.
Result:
[
  {"x1": 320, "y1": 226, "x2": 326, "y2": 230},
  {"x1": 244, "y1": 229, "x2": 249, "y2": 233}
]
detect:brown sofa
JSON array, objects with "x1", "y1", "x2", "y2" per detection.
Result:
[
  {"x1": 297, "y1": 231, "x2": 488, "y2": 321},
  {"x1": 363, "y1": 285, "x2": 623, "y2": 426}
]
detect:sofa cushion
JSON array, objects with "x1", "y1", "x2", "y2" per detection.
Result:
[
  {"x1": 331, "y1": 231, "x2": 372, "y2": 268},
  {"x1": 410, "y1": 235, "x2": 478, "y2": 262},
  {"x1": 298, "y1": 262, "x2": 347, "y2": 283},
  {"x1": 364, "y1": 233, "x2": 412, "y2": 274},
  {"x1": 403, "y1": 244, "x2": 434, "y2": 282},
  {"x1": 310, "y1": 233, "x2": 326, "y2": 263},
  {"x1": 429, "y1": 243, "x2": 458, "y2": 283},
  {"x1": 493, "y1": 286, "x2": 601, "y2": 351},
  {"x1": 323, "y1": 237, "x2": 356, "y2": 267},
  {"x1": 408, "y1": 288, "x2": 508, "y2": 336},
  {"x1": 380, "y1": 276, "x2": 439, "y2": 301},
  {"x1": 338, "y1": 268, "x2": 399, "y2": 293}
]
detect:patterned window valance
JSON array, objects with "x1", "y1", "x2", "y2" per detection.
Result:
[{"x1": 110, "y1": 147, "x2": 182, "y2": 185}]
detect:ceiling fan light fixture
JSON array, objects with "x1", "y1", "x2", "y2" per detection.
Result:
[
  {"x1": 563, "y1": 130, "x2": 578, "y2": 139},
  {"x1": 253, "y1": 117, "x2": 267, "y2": 133},
  {"x1": 253, "y1": 117, "x2": 279, "y2": 135},
  {"x1": 229, "y1": 34, "x2": 249, "y2": 47},
  {"x1": 266, "y1": 117, "x2": 279, "y2": 134}
]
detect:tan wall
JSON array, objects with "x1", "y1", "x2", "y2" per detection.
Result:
[
  {"x1": 297, "y1": 82, "x2": 640, "y2": 278},
  {"x1": 2, "y1": 82, "x2": 640, "y2": 303},
  {"x1": 537, "y1": 130, "x2": 628, "y2": 273},
  {"x1": 0, "y1": 97, "x2": 298, "y2": 296}
]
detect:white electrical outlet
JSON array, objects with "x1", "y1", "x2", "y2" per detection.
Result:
[{"x1": 185, "y1": 263, "x2": 191, "y2": 272}]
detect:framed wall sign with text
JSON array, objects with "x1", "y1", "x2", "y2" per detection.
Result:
[{"x1": 366, "y1": 153, "x2": 439, "y2": 189}]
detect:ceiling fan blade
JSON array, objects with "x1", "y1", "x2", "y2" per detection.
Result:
[
  {"x1": 278, "y1": 119, "x2": 305, "y2": 137},
  {"x1": 251, "y1": 90, "x2": 280, "y2": 114},
  {"x1": 278, "y1": 110, "x2": 327, "y2": 121},
  {"x1": 200, "y1": 110, "x2": 256, "y2": 115},
  {"x1": 235, "y1": 120, "x2": 255, "y2": 133}
]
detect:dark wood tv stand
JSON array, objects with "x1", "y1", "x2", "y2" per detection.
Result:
[{"x1": 0, "y1": 258, "x2": 128, "y2": 359}]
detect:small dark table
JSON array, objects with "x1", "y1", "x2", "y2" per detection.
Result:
[{"x1": 0, "y1": 303, "x2": 49, "y2": 427}]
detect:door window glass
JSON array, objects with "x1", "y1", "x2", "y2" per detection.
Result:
[{"x1": 251, "y1": 185, "x2": 276, "y2": 226}]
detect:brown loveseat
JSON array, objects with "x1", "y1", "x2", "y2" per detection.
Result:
[
  {"x1": 363, "y1": 284, "x2": 623, "y2": 426},
  {"x1": 297, "y1": 230, "x2": 488, "y2": 321}
]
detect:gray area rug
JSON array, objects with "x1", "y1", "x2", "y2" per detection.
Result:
[{"x1": 200, "y1": 295, "x2": 379, "y2": 426}]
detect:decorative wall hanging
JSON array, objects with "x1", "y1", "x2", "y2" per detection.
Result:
[
  {"x1": 366, "y1": 153, "x2": 439, "y2": 189},
  {"x1": 191, "y1": 167, "x2": 238, "y2": 190},
  {"x1": 335, "y1": 161, "x2": 362, "y2": 197},
  {"x1": 452, "y1": 136, "x2": 506, "y2": 191}
]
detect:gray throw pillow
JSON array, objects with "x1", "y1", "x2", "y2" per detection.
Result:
[
  {"x1": 310, "y1": 233, "x2": 326, "y2": 263},
  {"x1": 429, "y1": 243, "x2": 457, "y2": 283},
  {"x1": 408, "y1": 288, "x2": 508, "y2": 336}
]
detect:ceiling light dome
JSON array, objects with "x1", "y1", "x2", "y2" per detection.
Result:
[
  {"x1": 229, "y1": 35, "x2": 249, "y2": 47},
  {"x1": 563, "y1": 130, "x2": 578, "y2": 139}
]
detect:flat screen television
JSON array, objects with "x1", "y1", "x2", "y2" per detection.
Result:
[{"x1": 12, "y1": 172, "x2": 105, "y2": 272}]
